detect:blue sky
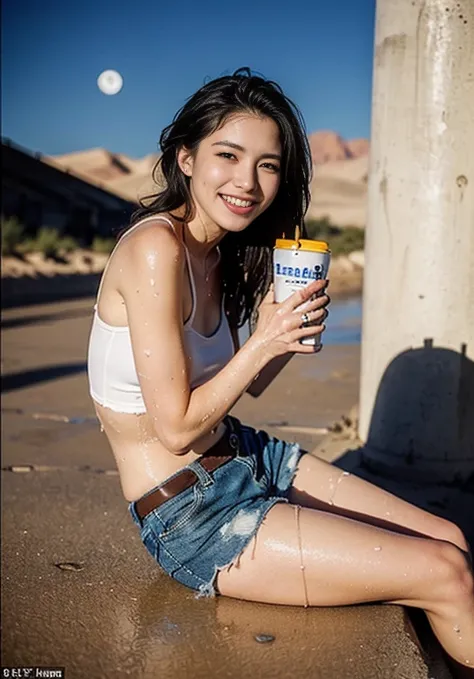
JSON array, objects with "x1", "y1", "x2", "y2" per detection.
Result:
[{"x1": 2, "y1": 0, "x2": 376, "y2": 158}]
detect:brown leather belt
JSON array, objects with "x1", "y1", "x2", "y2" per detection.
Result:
[{"x1": 135, "y1": 421, "x2": 240, "y2": 521}]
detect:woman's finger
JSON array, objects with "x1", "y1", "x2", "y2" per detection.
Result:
[
  {"x1": 289, "y1": 340, "x2": 323, "y2": 354},
  {"x1": 298, "y1": 307, "x2": 327, "y2": 325},
  {"x1": 282, "y1": 279, "x2": 327, "y2": 312},
  {"x1": 261, "y1": 284, "x2": 275, "y2": 305},
  {"x1": 296, "y1": 293, "x2": 330, "y2": 315},
  {"x1": 288, "y1": 323, "x2": 325, "y2": 344}
]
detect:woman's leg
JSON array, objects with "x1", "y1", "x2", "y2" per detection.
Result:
[
  {"x1": 216, "y1": 503, "x2": 474, "y2": 669},
  {"x1": 288, "y1": 453, "x2": 469, "y2": 553}
]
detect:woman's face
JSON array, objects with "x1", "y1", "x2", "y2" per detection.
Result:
[{"x1": 179, "y1": 113, "x2": 282, "y2": 234}]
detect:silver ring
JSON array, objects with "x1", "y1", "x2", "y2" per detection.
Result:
[{"x1": 301, "y1": 312, "x2": 310, "y2": 324}]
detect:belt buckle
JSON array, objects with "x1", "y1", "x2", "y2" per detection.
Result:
[{"x1": 229, "y1": 432, "x2": 240, "y2": 452}]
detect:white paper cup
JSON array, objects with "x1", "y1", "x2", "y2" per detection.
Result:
[{"x1": 273, "y1": 238, "x2": 331, "y2": 346}]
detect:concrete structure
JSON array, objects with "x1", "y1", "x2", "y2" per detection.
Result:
[
  {"x1": 2, "y1": 139, "x2": 136, "y2": 242},
  {"x1": 359, "y1": 0, "x2": 474, "y2": 481}
]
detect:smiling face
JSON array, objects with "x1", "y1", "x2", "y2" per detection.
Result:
[{"x1": 178, "y1": 113, "x2": 282, "y2": 234}]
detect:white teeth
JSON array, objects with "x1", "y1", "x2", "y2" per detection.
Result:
[{"x1": 222, "y1": 195, "x2": 253, "y2": 208}]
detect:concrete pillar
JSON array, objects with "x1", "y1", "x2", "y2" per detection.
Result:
[{"x1": 359, "y1": 0, "x2": 474, "y2": 482}]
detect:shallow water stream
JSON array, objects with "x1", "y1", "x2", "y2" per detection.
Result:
[{"x1": 323, "y1": 296, "x2": 362, "y2": 346}]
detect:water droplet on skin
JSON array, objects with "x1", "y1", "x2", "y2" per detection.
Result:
[
  {"x1": 146, "y1": 252, "x2": 158, "y2": 270},
  {"x1": 100, "y1": 424, "x2": 104, "y2": 432},
  {"x1": 150, "y1": 279, "x2": 155, "y2": 286},
  {"x1": 144, "y1": 349, "x2": 151, "y2": 357},
  {"x1": 374, "y1": 546, "x2": 382, "y2": 552},
  {"x1": 153, "y1": 292, "x2": 160, "y2": 297},
  {"x1": 454, "y1": 625, "x2": 461, "y2": 633}
]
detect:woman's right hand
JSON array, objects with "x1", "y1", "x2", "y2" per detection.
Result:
[{"x1": 252, "y1": 279, "x2": 330, "y2": 359}]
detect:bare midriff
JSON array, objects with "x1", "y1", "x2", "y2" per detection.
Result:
[{"x1": 94, "y1": 401, "x2": 227, "y2": 502}]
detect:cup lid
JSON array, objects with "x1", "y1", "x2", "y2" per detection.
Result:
[{"x1": 274, "y1": 238, "x2": 330, "y2": 253}]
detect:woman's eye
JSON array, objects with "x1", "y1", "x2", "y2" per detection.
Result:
[
  {"x1": 217, "y1": 152, "x2": 236, "y2": 160},
  {"x1": 261, "y1": 162, "x2": 280, "y2": 173}
]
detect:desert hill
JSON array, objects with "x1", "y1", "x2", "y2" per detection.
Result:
[
  {"x1": 47, "y1": 131, "x2": 369, "y2": 228},
  {"x1": 308, "y1": 131, "x2": 369, "y2": 165}
]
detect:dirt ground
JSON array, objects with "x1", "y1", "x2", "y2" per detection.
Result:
[{"x1": 1, "y1": 297, "x2": 453, "y2": 679}]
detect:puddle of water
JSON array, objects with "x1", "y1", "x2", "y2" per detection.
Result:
[{"x1": 323, "y1": 296, "x2": 362, "y2": 346}]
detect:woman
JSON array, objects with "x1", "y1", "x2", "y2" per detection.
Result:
[{"x1": 87, "y1": 68, "x2": 473, "y2": 672}]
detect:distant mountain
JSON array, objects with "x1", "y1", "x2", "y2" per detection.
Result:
[
  {"x1": 47, "y1": 131, "x2": 369, "y2": 227},
  {"x1": 346, "y1": 138, "x2": 370, "y2": 159},
  {"x1": 308, "y1": 131, "x2": 369, "y2": 165},
  {"x1": 47, "y1": 148, "x2": 160, "y2": 201}
]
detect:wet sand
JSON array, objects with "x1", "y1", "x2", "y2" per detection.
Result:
[{"x1": 1, "y1": 298, "x2": 438, "y2": 678}]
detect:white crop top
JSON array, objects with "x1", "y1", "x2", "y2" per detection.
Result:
[{"x1": 87, "y1": 216, "x2": 235, "y2": 414}]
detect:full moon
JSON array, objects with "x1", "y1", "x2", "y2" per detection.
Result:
[{"x1": 97, "y1": 70, "x2": 123, "y2": 95}]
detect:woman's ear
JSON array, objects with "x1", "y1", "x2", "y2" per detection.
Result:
[{"x1": 177, "y1": 147, "x2": 194, "y2": 177}]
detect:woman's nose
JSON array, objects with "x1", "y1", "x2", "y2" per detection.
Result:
[{"x1": 234, "y1": 165, "x2": 257, "y2": 191}]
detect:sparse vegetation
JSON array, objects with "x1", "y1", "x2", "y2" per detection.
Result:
[
  {"x1": 17, "y1": 227, "x2": 79, "y2": 259},
  {"x1": 91, "y1": 236, "x2": 116, "y2": 254},
  {"x1": 1, "y1": 216, "x2": 25, "y2": 255},
  {"x1": 36, "y1": 228, "x2": 66, "y2": 259},
  {"x1": 1, "y1": 218, "x2": 115, "y2": 261},
  {"x1": 58, "y1": 235, "x2": 80, "y2": 254},
  {"x1": 305, "y1": 217, "x2": 364, "y2": 257}
]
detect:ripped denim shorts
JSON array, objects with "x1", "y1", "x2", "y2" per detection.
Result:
[{"x1": 128, "y1": 416, "x2": 306, "y2": 599}]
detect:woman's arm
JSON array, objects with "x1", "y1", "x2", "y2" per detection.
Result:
[
  {"x1": 229, "y1": 322, "x2": 294, "y2": 397},
  {"x1": 120, "y1": 225, "x2": 326, "y2": 453}
]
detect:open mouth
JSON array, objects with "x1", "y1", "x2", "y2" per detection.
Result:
[{"x1": 219, "y1": 194, "x2": 258, "y2": 215}]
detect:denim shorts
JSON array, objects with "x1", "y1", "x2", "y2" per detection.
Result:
[{"x1": 129, "y1": 416, "x2": 306, "y2": 599}]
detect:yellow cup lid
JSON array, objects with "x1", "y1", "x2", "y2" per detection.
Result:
[{"x1": 274, "y1": 238, "x2": 330, "y2": 253}]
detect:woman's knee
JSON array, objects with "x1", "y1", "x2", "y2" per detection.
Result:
[
  {"x1": 434, "y1": 517, "x2": 470, "y2": 554},
  {"x1": 428, "y1": 541, "x2": 474, "y2": 610}
]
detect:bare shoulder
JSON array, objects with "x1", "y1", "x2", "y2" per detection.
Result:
[
  {"x1": 115, "y1": 215, "x2": 185, "y2": 283},
  {"x1": 123, "y1": 214, "x2": 183, "y2": 258}
]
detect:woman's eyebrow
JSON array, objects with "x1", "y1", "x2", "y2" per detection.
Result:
[{"x1": 212, "y1": 140, "x2": 281, "y2": 161}]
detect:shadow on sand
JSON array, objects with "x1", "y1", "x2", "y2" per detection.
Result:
[
  {"x1": 1, "y1": 362, "x2": 87, "y2": 393},
  {"x1": 334, "y1": 339, "x2": 474, "y2": 528}
]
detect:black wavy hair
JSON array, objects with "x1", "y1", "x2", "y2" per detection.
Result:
[{"x1": 129, "y1": 67, "x2": 312, "y2": 330}]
